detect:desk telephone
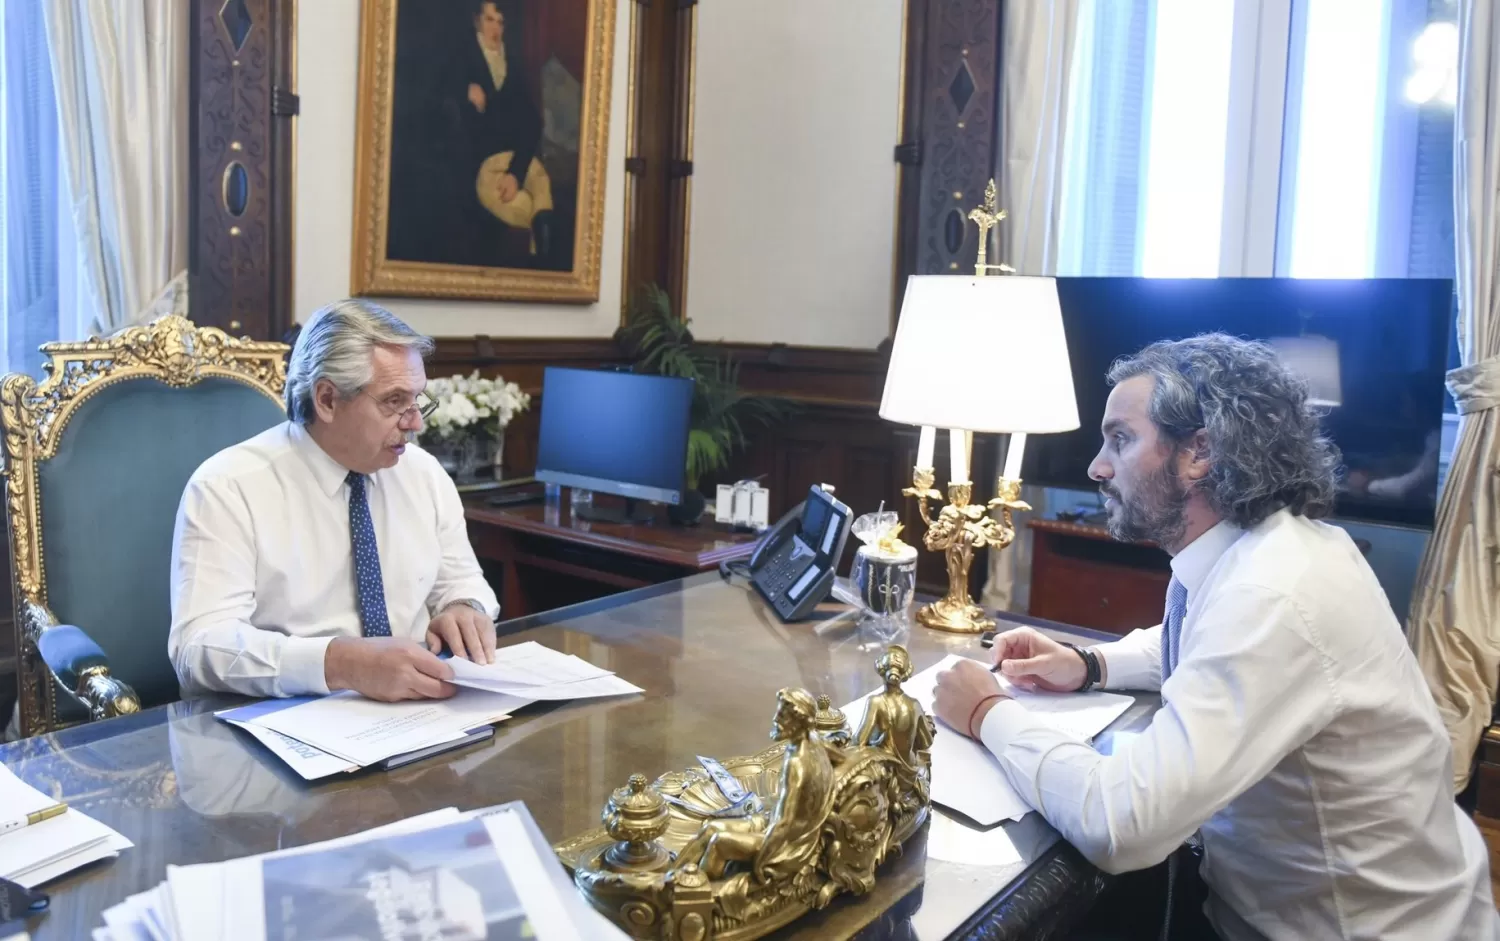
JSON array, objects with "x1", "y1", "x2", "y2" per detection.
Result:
[{"x1": 746, "y1": 484, "x2": 852, "y2": 621}]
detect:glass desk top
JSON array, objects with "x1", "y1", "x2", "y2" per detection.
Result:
[{"x1": 1, "y1": 573, "x2": 1157, "y2": 940}]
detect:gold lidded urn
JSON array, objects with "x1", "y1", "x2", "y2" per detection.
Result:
[
  {"x1": 813, "y1": 694, "x2": 852, "y2": 747},
  {"x1": 601, "y1": 773, "x2": 673, "y2": 873}
]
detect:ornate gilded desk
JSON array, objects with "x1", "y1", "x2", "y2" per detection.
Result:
[{"x1": 0, "y1": 574, "x2": 1158, "y2": 940}]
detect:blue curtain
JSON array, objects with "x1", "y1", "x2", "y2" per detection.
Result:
[{"x1": 1, "y1": 0, "x2": 62, "y2": 377}]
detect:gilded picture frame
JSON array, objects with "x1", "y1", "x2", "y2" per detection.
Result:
[{"x1": 351, "y1": 0, "x2": 616, "y2": 303}]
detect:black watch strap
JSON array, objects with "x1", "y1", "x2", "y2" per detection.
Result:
[{"x1": 1062, "y1": 642, "x2": 1101, "y2": 692}]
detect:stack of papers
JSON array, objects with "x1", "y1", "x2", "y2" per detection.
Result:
[
  {"x1": 445, "y1": 641, "x2": 644, "y2": 700},
  {"x1": 844, "y1": 653, "x2": 1134, "y2": 826},
  {"x1": 0, "y1": 765, "x2": 132, "y2": 888},
  {"x1": 94, "y1": 802, "x2": 627, "y2": 941},
  {"x1": 217, "y1": 641, "x2": 644, "y2": 780}
]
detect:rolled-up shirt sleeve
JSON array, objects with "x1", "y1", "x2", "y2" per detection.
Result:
[
  {"x1": 169, "y1": 476, "x2": 333, "y2": 698},
  {"x1": 424, "y1": 468, "x2": 500, "y2": 621}
]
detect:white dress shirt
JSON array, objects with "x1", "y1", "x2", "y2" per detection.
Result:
[
  {"x1": 980, "y1": 510, "x2": 1497, "y2": 941},
  {"x1": 169, "y1": 422, "x2": 500, "y2": 699}
]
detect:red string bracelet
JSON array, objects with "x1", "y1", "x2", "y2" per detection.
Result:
[{"x1": 967, "y1": 693, "x2": 1007, "y2": 740}]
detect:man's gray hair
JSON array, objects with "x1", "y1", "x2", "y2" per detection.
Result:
[
  {"x1": 1107, "y1": 333, "x2": 1341, "y2": 527},
  {"x1": 285, "y1": 299, "x2": 435, "y2": 425}
]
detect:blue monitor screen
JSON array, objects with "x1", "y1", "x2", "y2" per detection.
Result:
[
  {"x1": 535, "y1": 367, "x2": 694, "y2": 505},
  {"x1": 1024, "y1": 277, "x2": 1454, "y2": 529}
]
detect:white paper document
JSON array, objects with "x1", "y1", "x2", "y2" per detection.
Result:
[
  {"x1": 220, "y1": 719, "x2": 358, "y2": 780},
  {"x1": 0, "y1": 763, "x2": 133, "y2": 888},
  {"x1": 240, "y1": 687, "x2": 531, "y2": 767},
  {"x1": 445, "y1": 641, "x2": 644, "y2": 700},
  {"x1": 844, "y1": 654, "x2": 1133, "y2": 826}
]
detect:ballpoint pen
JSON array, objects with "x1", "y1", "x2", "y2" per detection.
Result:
[{"x1": 0, "y1": 802, "x2": 67, "y2": 836}]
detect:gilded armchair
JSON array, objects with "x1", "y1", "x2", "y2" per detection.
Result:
[{"x1": 2, "y1": 316, "x2": 289, "y2": 737}]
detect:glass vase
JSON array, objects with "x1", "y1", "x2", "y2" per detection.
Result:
[
  {"x1": 454, "y1": 436, "x2": 485, "y2": 484},
  {"x1": 427, "y1": 435, "x2": 486, "y2": 483}
]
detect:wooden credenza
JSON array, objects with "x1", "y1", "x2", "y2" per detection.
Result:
[
  {"x1": 1027, "y1": 519, "x2": 1172, "y2": 636},
  {"x1": 465, "y1": 494, "x2": 758, "y2": 620}
]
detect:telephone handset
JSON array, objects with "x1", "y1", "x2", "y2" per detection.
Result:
[{"x1": 746, "y1": 484, "x2": 852, "y2": 621}]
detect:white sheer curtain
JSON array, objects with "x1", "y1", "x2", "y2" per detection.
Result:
[
  {"x1": 981, "y1": 0, "x2": 1081, "y2": 612},
  {"x1": 1408, "y1": 0, "x2": 1500, "y2": 794},
  {"x1": 43, "y1": 0, "x2": 189, "y2": 336}
]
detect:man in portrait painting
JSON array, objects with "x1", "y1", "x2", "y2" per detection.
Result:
[
  {"x1": 384, "y1": 0, "x2": 585, "y2": 274},
  {"x1": 456, "y1": 1, "x2": 556, "y2": 262}
]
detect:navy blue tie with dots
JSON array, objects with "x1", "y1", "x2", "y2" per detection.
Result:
[{"x1": 346, "y1": 472, "x2": 391, "y2": 637}]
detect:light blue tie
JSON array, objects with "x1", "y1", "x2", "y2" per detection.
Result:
[
  {"x1": 1160, "y1": 576, "x2": 1188, "y2": 683},
  {"x1": 347, "y1": 472, "x2": 391, "y2": 638},
  {"x1": 1158, "y1": 575, "x2": 1189, "y2": 941}
]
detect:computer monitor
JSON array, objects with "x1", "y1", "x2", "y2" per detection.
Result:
[{"x1": 534, "y1": 367, "x2": 694, "y2": 522}]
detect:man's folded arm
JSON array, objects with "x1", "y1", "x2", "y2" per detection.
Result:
[
  {"x1": 979, "y1": 585, "x2": 1336, "y2": 874},
  {"x1": 169, "y1": 478, "x2": 331, "y2": 698}
]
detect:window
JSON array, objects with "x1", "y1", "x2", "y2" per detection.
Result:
[
  {"x1": 1059, "y1": 0, "x2": 1240, "y2": 277},
  {"x1": 1139, "y1": 0, "x2": 1237, "y2": 277},
  {"x1": 1059, "y1": 0, "x2": 1457, "y2": 289},
  {"x1": 1057, "y1": 0, "x2": 1151, "y2": 276}
]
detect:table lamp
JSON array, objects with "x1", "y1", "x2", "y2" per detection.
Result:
[{"x1": 879, "y1": 181, "x2": 1080, "y2": 633}]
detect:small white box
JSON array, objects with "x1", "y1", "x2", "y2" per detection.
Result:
[
  {"x1": 715, "y1": 485, "x2": 735, "y2": 523},
  {"x1": 749, "y1": 488, "x2": 770, "y2": 529}
]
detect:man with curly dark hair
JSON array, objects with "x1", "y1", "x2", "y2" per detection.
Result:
[{"x1": 933, "y1": 334, "x2": 1496, "y2": 940}]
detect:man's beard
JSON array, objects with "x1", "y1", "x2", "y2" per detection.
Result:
[{"x1": 1102, "y1": 463, "x2": 1189, "y2": 547}]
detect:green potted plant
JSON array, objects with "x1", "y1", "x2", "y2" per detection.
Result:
[{"x1": 619, "y1": 284, "x2": 788, "y2": 523}]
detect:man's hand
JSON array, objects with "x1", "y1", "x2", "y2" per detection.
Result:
[
  {"x1": 933, "y1": 659, "x2": 1011, "y2": 740},
  {"x1": 988, "y1": 627, "x2": 1088, "y2": 692},
  {"x1": 426, "y1": 603, "x2": 496, "y2": 664},
  {"x1": 325, "y1": 637, "x2": 457, "y2": 702},
  {"x1": 467, "y1": 82, "x2": 487, "y2": 112},
  {"x1": 496, "y1": 172, "x2": 520, "y2": 204}
]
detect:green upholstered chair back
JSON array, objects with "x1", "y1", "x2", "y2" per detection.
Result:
[{"x1": 3, "y1": 317, "x2": 289, "y2": 736}]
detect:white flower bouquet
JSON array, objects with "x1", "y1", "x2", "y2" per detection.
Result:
[
  {"x1": 419, "y1": 372, "x2": 531, "y2": 481},
  {"x1": 421, "y1": 371, "x2": 531, "y2": 443}
]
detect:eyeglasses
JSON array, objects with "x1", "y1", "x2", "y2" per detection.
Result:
[{"x1": 363, "y1": 389, "x2": 438, "y2": 422}]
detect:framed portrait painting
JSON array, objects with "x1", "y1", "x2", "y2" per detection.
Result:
[{"x1": 352, "y1": 0, "x2": 616, "y2": 303}]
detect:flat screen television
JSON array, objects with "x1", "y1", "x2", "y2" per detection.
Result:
[{"x1": 1023, "y1": 277, "x2": 1455, "y2": 529}]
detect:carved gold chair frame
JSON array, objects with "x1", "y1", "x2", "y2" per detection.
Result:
[{"x1": 1, "y1": 315, "x2": 288, "y2": 737}]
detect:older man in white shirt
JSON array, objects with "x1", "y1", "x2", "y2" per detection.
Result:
[
  {"x1": 169, "y1": 299, "x2": 499, "y2": 702},
  {"x1": 933, "y1": 334, "x2": 1496, "y2": 941}
]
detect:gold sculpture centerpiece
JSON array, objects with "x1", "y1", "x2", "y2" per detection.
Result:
[
  {"x1": 554, "y1": 645, "x2": 934, "y2": 941},
  {"x1": 877, "y1": 179, "x2": 1082, "y2": 634}
]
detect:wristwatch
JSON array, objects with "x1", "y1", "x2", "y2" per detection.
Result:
[{"x1": 451, "y1": 598, "x2": 493, "y2": 620}]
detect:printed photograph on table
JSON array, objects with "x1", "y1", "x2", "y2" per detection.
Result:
[
  {"x1": 351, "y1": 0, "x2": 616, "y2": 303},
  {"x1": 260, "y1": 818, "x2": 531, "y2": 941}
]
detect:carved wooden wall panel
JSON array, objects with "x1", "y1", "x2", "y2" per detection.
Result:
[
  {"x1": 895, "y1": 0, "x2": 1003, "y2": 286},
  {"x1": 189, "y1": 0, "x2": 295, "y2": 341}
]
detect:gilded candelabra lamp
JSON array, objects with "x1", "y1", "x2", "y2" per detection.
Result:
[{"x1": 878, "y1": 179, "x2": 1081, "y2": 633}]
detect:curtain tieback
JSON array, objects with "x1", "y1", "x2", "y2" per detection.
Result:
[{"x1": 1447, "y1": 354, "x2": 1500, "y2": 415}]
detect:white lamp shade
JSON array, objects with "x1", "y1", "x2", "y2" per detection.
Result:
[{"x1": 879, "y1": 276, "x2": 1080, "y2": 434}]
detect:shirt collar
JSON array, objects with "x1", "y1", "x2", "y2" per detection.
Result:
[
  {"x1": 288, "y1": 421, "x2": 364, "y2": 498},
  {"x1": 1169, "y1": 519, "x2": 1242, "y2": 599}
]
